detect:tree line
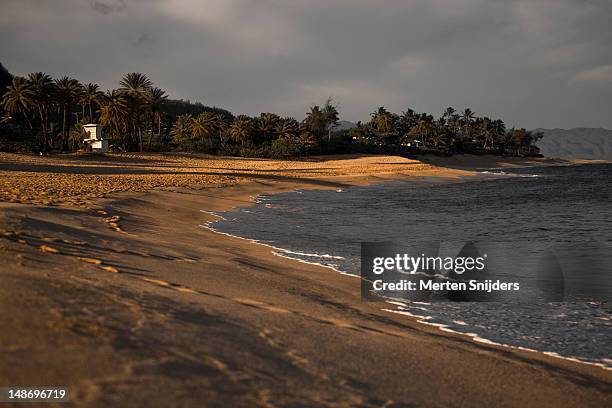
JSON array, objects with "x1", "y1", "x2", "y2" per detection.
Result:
[
  {"x1": 0, "y1": 65, "x2": 542, "y2": 158},
  {"x1": 348, "y1": 106, "x2": 543, "y2": 157}
]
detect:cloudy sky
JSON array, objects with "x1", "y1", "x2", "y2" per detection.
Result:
[{"x1": 1, "y1": 0, "x2": 611, "y2": 128}]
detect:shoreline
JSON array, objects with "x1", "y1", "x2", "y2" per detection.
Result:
[
  {"x1": 199, "y1": 170, "x2": 612, "y2": 372},
  {"x1": 205, "y1": 215, "x2": 612, "y2": 371},
  {"x1": 1, "y1": 153, "x2": 610, "y2": 406}
]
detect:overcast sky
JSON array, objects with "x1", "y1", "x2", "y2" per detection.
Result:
[{"x1": 1, "y1": 0, "x2": 611, "y2": 128}]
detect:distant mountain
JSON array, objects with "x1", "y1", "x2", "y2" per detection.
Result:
[
  {"x1": 335, "y1": 120, "x2": 356, "y2": 131},
  {"x1": 534, "y1": 128, "x2": 612, "y2": 160}
]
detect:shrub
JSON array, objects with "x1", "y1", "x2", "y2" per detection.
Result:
[
  {"x1": 216, "y1": 142, "x2": 238, "y2": 157},
  {"x1": 271, "y1": 137, "x2": 304, "y2": 159},
  {"x1": 0, "y1": 123, "x2": 42, "y2": 152},
  {"x1": 239, "y1": 141, "x2": 271, "y2": 158}
]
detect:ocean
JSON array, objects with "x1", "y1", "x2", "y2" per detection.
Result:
[{"x1": 208, "y1": 163, "x2": 612, "y2": 368}]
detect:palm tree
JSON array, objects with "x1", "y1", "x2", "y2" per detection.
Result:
[
  {"x1": 304, "y1": 106, "x2": 326, "y2": 139},
  {"x1": 477, "y1": 118, "x2": 504, "y2": 150},
  {"x1": 297, "y1": 131, "x2": 318, "y2": 152},
  {"x1": 228, "y1": 115, "x2": 254, "y2": 146},
  {"x1": 119, "y1": 72, "x2": 153, "y2": 94},
  {"x1": 492, "y1": 119, "x2": 506, "y2": 135},
  {"x1": 100, "y1": 89, "x2": 128, "y2": 147},
  {"x1": 257, "y1": 112, "x2": 281, "y2": 141},
  {"x1": 461, "y1": 108, "x2": 475, "y2": 121},
  {"x1": 322, "y1": 97, "x2": 339, "y2": 141},
  {"x1": 408, "y1": 119, "x2": 435, "y2": 148},
  {"x1": 371, "y1": 106, "x2": 395, "y2": 134},
  {"x1": 170, "y1": 114, "x2": 192, "y2": 147},
  {"x1": 447, "y1": 113, "x2": 460, "y2": 140},
  {"x1": 190, "y1": 111, "x2": 220, "y2": 143},
  {"x1": 73, "y1": 82, "x2": 85, "y2": 123},
  {"x1": 144, "y1": 87, "x2": 167, "y2": 149},
  {"x1": 276, "y1": 117, "x2": 300, "y2": 139},
  {"x1": 490, "y1": 119, "x2": 506, "y2": 151},
  {"x1": 2, "y1": 77, "x2": 34, "y2": 128},
  {"x1": 119, "y1": 72, "x2": 153, "y2": 151},
  {"x1": 55, "y1": 76, "x2": 81, "y2": 149},
  {"x1": 398, "y1": 109, "x2": 418, "y2": 135},
  {"x1": 81, "y1": 83, "x2": 103, "y2": 122},
  {"x1": 27, "y1": 72, "x2": 54, "y2": 141},
  {"x1": 431, "y1": 117, "x2": 451, "y2": 149},
  {"x1": 443, "y1": 107, "x2": 458, "y2": 140},
  {"x1": 443, "y1": 107, "x2": 456, "y2": 122},
  {"x1": 461, "y1": 108, "x2": 475, "y2": 140},
  {"x1": 216, "y1": 114, "x2": 230, "y2": 144}
]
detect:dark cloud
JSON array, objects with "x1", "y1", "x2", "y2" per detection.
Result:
[
  {"x1": 91, "y1": 0, "x2": 126, "y2": 15},
  {"x1": 133, "y1": 33, "x2": 153, "y2": 47},
  {"x1": 0, "y1": 0, "x2": 611, "y2": 128}
]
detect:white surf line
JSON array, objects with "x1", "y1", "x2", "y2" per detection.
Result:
[
  {"x1": 200, "y1": 222, "x2": 357, "y2": 277},
  {"x1": 202, "y1": 214, "x2": 612, "y2": 371},
  {"x1": 276, "y1": 248, "x2": 345, "y2": 260},
  {"x1": 199, "y1": 192, "x2": 267, "y2": 220},
  {"x1": 272, "y1": 251, "x2": 351, "y2": 276},
  {"x1": 251, "y1": 194, "x2": 271, "y2": 203},
  {"x1": 478, "y1": 170, "x2": 540, "y2": 178},
  {"x1": 381, "y1": 306, "x2": 612, "y2": 371},
  {"x1": 203, "y1": 217, "x2": 611, "y2": 371},
  {"x1": 199, "y1": 185, "x2": 609, "y2": 372},
  {"x1": 199, "y1": 209, "x2": 226, "y2": 221}
]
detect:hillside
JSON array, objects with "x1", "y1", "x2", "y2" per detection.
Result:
[
  {"x1": 535, "y1": 128, "x2": 612, "y2": 160},
  {"x1": 0, "y1": 62, "x2": 12, "y2": 99}
]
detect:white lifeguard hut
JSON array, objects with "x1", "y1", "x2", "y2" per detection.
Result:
[{"x1": 83, "y1": 124, "x2": 108, "y2": 153}]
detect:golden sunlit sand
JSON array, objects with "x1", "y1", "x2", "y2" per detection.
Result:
[
  {"x1": 0, "y1": 152, "x2": 440, "y2": 206},
  {"x1": 0, "y1": 153, "x2": 609, "y2": 407}
]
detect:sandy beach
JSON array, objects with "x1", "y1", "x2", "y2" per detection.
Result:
[{"x1": 0, "y1": 152, "x2": 610, "y2": 407}]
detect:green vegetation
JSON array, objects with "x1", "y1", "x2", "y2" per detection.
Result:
[{"x1": 0, "y1": 65, "x2": 542, "y2": 157}]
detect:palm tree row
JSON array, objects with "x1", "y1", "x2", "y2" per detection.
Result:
[
  {"x1": 2, "y1": 73, "x2": 101, "y2": 149},
  {"x1": 170, "y1": 110, "x2": 317, "y2": 154},
  {"x1": 1, "y1": 71, "x2": 167, "y2": 151},
  {"x1": 354, "y1": 106, "x2": 542, "y2": 156},
  {"x1": 1, "y1": 69, "x2": 542, "y2": 157}
]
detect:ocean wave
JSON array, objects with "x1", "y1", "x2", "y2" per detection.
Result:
[
  {"x1": 382, "y1": 303, "x2": 612, "y2": 370},
  {"x1": 479, "y1": 170, "x2": 539, "y2": 178},
  {"x1": 204, "y1": 218, "x2": 611, "y2": 371},
  {"x1": 259, "y1": 241, "x2": 611, "y2": 371},
  {"x1": 278, "y1": 249, "x2": 345, "y2": 260},
  {"x1": 205, "y1": 166, "x2": 611, "y2": 372}
]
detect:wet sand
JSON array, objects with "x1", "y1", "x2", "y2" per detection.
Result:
[{"x1": 0, "y1": 152, "x2": 610, "y2": 407}]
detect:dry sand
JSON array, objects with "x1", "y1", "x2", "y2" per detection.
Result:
[{"x1": 0, "y1": 152, "x2": 610, "y2": 407}]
